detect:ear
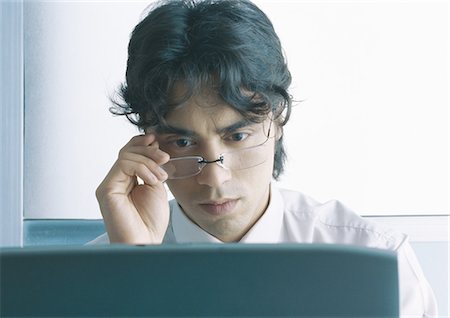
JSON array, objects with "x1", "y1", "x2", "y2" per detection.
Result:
[{"x1": 274, "y1": 123, "x2": 283, "y2": 141}]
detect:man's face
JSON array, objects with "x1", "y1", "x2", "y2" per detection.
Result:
[{"x1": 155, "y1": 89, "x2": 276, "y2": 242}]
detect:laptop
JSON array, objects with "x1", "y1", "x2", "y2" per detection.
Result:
[{"x1": 0, "y1": 243, "x2": 399, "y2": 317}]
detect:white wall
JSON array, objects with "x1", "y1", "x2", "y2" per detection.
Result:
[
  {"x1": 24, "y1": 1, "x2": 144, "y2": 219},
  {"x1": 264, "y1": 0, "x2": 449, "y2": 215},
  {"x1": 24, "y1": 0, "x2": 448, "y2": 219}
]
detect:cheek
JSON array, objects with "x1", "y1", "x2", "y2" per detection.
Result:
[
  {"x1": 166, "y1": 179, "x2": 193, "y2": 203},
  {"x1": 253, "y1": 145, "x2": 276, "y2": 177},
  {"x1": 256, "y1": 158, "x2": 274, "y2": 182},
  {"x1": 236, "y1": 152, "x2": 275, "y2": 187}
]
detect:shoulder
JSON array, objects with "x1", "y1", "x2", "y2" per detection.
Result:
[{"x1": 275, "y1": 187, "x2": 407, "y2": 250}]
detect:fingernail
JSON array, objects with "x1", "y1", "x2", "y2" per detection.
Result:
[{"x1": 158, "y1": 167, "x2": 168, "y2": 179}]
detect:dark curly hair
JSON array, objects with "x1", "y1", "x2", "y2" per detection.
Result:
[{"x1": 111, "y1": 0, "x2": 292, "y2": 179}]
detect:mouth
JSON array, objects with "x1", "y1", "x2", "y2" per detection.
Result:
[{"x1": 198, "y1": 199, "x2": 239, "y2": 216}]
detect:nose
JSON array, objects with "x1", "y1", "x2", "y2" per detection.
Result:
[{"x1": 196, "y1": 156, "x2": 232, "y2": 187}]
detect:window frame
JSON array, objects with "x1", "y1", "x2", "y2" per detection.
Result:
[{"x1": 1, "y1": 0, "x2": 24, "y2": 247}]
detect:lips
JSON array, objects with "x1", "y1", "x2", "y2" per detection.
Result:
[{"x1": 198, "y1": 199, "x2": 238, "y2": 216}]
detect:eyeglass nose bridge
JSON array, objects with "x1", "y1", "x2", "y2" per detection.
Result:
[{"x1": 198, "y1": 154, "x2": 225, "y2": 169}]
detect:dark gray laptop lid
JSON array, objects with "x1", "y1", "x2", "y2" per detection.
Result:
[{"x1": 1, "y1": 243, "x2": 399, "y2": 317}]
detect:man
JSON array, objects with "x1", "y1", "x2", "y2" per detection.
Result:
[{"x1": 92, "y1": 0, "x2": 438, "y2": 316}]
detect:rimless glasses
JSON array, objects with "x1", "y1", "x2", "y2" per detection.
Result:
[{"x1": 160, "y1": 121, "x2": 273, "y2": 180}]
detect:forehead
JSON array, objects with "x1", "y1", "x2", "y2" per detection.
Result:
[{"x1": 164, "y1": 87, "x2": 246, "y2": 131}]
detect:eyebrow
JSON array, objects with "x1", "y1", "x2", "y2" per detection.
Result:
[{"x1": 155, "y1": 119, "x2": 254, "y2": 136}]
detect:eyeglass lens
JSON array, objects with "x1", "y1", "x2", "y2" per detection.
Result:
[{"x1": 161, "y1": 140, "x2": 271, "y2": 179}]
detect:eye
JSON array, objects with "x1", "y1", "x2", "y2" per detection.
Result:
[
  {"x1": 229, "y1": 132, "x2": 249, "y2": 142},
  {"x1": 175, "y1": 138, "x2": 193, "y2": 148}
]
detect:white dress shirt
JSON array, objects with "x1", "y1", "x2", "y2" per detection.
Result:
[{"x1": 91, "y1": 185, "x2": 438, "y2": 317}]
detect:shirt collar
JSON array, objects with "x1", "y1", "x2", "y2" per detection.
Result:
[{"x1": 171, "y1": 184, "x2": 285, "y2": 243}]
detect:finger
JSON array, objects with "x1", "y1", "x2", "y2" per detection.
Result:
[
  {"x1": 130, "y1": 161, "x2": 160, "y2": 186},
  {"x1": 123, "y1": 134, "x2": 157, "y2": 148},
  {"x1": 114, "y1": 159, "x2": 160, "y2": 187},
  {"x1": 120, "y1": 152, "x2": 168, "y2": 181},
  {"x1": 122, "y1": 144, "x2": 170, "y2": 165}
]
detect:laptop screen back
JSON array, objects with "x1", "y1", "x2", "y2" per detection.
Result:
[{"x1": 1, "y1": 244, "x2": 399, "y2": 317}]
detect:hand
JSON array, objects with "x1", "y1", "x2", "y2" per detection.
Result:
[{"x1": 95, "y1": 134, "x2": 170, "y2": 244}]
